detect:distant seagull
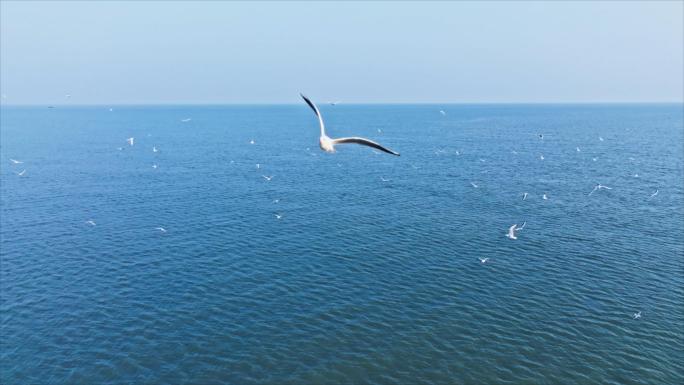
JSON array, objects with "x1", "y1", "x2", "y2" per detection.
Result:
[
  {"x1": 633, "y1": 311, "x2": 641, "y2": 319},
  {"x1": 152, "y1": 164, "x2": 158, "y2": 169},
  {"x1": 273, "y1": 199, "x2": 280, "y2": 203},
  {"x1": 17, "y1": 169, "x2": 26, "y2": 176},
  {"x1": 592, "y1": 157, "x2": 598, "y2": 162},
  {"x1": 522, "y1": 192, "x2": 528, "y2": 200},
  {"x1": 543, "y1": 193, "x2": 549, "y2": 200},
  {"x1": 301, "y1": 94, "x2": 399, "y2": 156},
  {"x1": 377, "y1": 128, "x2": 382, "y2": 133},
  {"x1": 126, "y1": 137, "x2": 134, "y2": 146},
  {"x1": 116, "y1": 147, "x2": 123, "y2": 151},
  {"x1": 479, "y1": 158, "x2": 486, "y2": 162},
  {"x1": 470, "y1": 182, "x2": 479, "y2": 188},
  {"x1": 540, "y1": 154, "x2": 545, "y2": 160},
  {"x1": 380, "y1": 177, "x2": 391, "y2": 182},
  {"x1": 9, "y1": 158, "x2": 23, "y2": 164},
  {"x1": 256, "y1": 163, "x2": 261, "y2": 169},
  {"x1": 588, "y1": 184, "x2": 612, "y2": 196},
  {"x1": 649, "y1": 189, "x2": 659, "y2": 198},
  {"x1": 576, "y1": 147, "x2": 581, "y2": 152},
  {"x1": 250, "y1": 139, "x2": 255, "y2": 145},
  {"x1": 599, "y1": 136, "x2": 604, "y2": 142},
  {"x1": 633, "y1": 173, "x2": 639, "y2": 178},
  {"x1": 440, "y1": 110, "x2": 446, "y2": 116},
  {"x1": 155, "y1": 227, "x2": 167, "y2": 233},
  {"x1": 181, "y1": 118, "x2": 191, "y2": 122},
  {"x1": 262, "y1": 175, "x2": 274, "y2": 181},
  {"x1": 506, "y1": 224, "x2": 518, "y2": 240},
  {"x1": 152, "y1": 146, "x2": 159, "y2": 153},
  {"x1": 275, "y1": 214, "x2": 283, "y2": 220},
  {"x1": 455, "y1": 150, "x2": 461, "y2": 155},
  {"x1": 85, "y1": 220, "x2": 96, "y2": 226},
  {"x1": 479, "y1": 257, "x2": 489, "y2": 264},
  {"x1": 511, "y1": 150, "x2": 518, "y2": 155}
]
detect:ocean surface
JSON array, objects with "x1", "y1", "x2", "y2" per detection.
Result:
[{"x1": 1, "y1": 103, "x2": 683, "y2": 384}]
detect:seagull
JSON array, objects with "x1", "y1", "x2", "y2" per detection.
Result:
[
  {"x1": 479, "y1": 158, "x2": 486, "y2": 162},
  {"x1": 506, "y1": 224, "x2": 518, "y2": 240},
  {"x1": 455, "y1": 150, "x2": 460, "y2": 155},
  {"x1": 516, "y1": 221, "x2": 526, "y2": 231},
  {"x1": 275, "y1": 214, "x2": 283, "y2": 220},
  {"x1": 439, "y1": 110, "x2": 446, "y2": 116},
  {"x1": 301, "y1": 94, "x2": 399, "y2": 156},
  {"x1": 592, "y1": 157, "x2": 598, "y2": 162},
  {"x1": 380, "y1": 177, "x2": 391, "y2": 182},
  {"x1": 479, "y1": 257, "x2": 489, "y2": 264},
  {"x1": 17, "y1": 170, "x2": 26, "y2": 176},
  {"x1": 152, "y1": 164, "x2": 158, "y2": 169},
  {"x1": 543, "y1": 193, "x2": 548, "y2": 200},
  {"x1": 511, "y1": 150, "x2": 518, "y2": 155},
  {"x1": 85, "y1": 220, "x2": 96, "y2": 226},
  {"x1": 256, "y1": 163, "x2": 261, "y2": 169},
  {"x1": 633, "y1": 173, "x2": 639, "y2": 178},
  {"x1": 470, "y1": 182, "x2": 479, "y2": 188},
  {"x1": 588, "y1": 184, "x2": 612, "y2": 196},
  {"x1": 250, "y1": 139, "x2": 255, "y2": 145},
  {"x1": 181, "y1": 118, "x2": 191, "y2": 122},
  {"x1": 522, "y1": 192, "x2": 528, "y2": 200},
  {"x1": 262, "y1": 175, "x2": 274, "y2": 181},
  {"x1": 273, "y1": 199, "x2": 280, "y2": 203},
  {"x1": 155, "y1": 227, "x2": 167, "y2": 233},
  {"x1": 152, "y1": 146, "x2": 158, "y2": 153},
  {"x1": 576, "y1": 147, "x2": 581, "y2": 152},
  {"x1": 599, "y1": 136, "x2": 604, "y2": 142},
  {"x1": 633, "y1": 311, "x2": 641, "y2": 319},
  {"x1": 117, "y1": 147, "x2": 123, "y2": 151},
  {"x1": 126, "y1": 137, "x2": 134, "y2": 146},
  {"x1": 540, "y1": 154, "x2": 545, "y2": 160},
  {"x1": 9, "y1": 158, "x2": 23, "y2": 164},
  {"x1": 649, "y1": 189, "x2": 659, "y2": 198}
]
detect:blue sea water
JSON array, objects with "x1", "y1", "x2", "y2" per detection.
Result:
[{"x1": 1, "y1": 103, "x2": 683, "y2": 384}]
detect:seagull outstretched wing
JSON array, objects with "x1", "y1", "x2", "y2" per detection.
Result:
[{"x1": 332, "y1": 137, "x2": 400, "y2": 156}]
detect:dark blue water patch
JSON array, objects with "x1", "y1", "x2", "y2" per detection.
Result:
[{"x1": 1, "y1": 104, "x2": 683, "y2": 384}]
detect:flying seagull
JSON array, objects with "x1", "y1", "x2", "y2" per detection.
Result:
[
  {"x1": 522, "y1": 192, "x2": 528, "y2": 200},
  {"x1": 633, "y1": 311, "x2": 641, "y2": 319},
  {"x1": 479, "y1": 257, "x2": 489, "y2": 264},
  {"x1": 275, "y1": 214, "x2": 283, "y2": 220},
  {"x1": 152, "y1": 146, "x2": 159, "y2": 153},
  {"x1": 506, "y1": 224, "x2": 518, "y2": 240},
  {"x1": 439, "y1": 110, "x2": 446, "y2": 116},
  {"x1": 301, "y1": 94, "x2": 399, "y2": 156},
  {"x1": 9, "y1": 158, "x2": 23, "y2": 164},
  {"x1": 589, "y1": 184, "x2": 612, "y2": 196},
  {"x1": 155, "y1": 227, "x2": 167, "y2": 233},
  {"x1": 181, "y1": 118, "x2": 191, "y2": 122},
  {"x1": 262, "y1": 175, "x2": 274, "y2": 181},
  {"x1": 543, "y1": 193, "x2": 549, "y2": 200},
  {"x1": 85, "y1": 220, "x2": 96, "y2": 226},
  {"x1": 126, "y1": 137, "x2": 134, "y2": 146},
  {"x1": 17, "y1": 170, "x2": 26, "y2": 176},
  {"x1": 649, "y1": 189, "x2": 659, "y2": 198}
]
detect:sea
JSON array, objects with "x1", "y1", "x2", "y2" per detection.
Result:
[{"x1": 1, "y1": 103, "x2": 683, "y2": 384}]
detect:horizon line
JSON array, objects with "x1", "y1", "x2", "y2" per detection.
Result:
[{"x1": 2, "y1": 101, "x2": 683, "y2": 107}]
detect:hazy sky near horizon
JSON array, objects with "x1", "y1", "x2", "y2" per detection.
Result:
[{"x1": 1, "y1": 1, "x2": 682, "y2": 104}]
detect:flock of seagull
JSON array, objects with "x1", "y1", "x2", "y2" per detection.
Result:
[{"x1": 6, "y1": 94, "x2": 661, "y2": 321}]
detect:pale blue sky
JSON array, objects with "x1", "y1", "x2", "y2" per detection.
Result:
[{"x1": 1, "y1": 1, "x2": 682, "y2": 104}]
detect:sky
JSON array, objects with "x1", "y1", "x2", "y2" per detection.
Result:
[{"x1": 1, "y1": 1, "x2": 682, "y2": 104}]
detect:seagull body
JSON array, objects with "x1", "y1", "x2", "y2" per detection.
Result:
[
  {"x1": 540, "y1": 154, "x2": 545, "y2": 160},
  {"x1": 86, "y1": 220, "x2": 96, "y2": 226},
  {"x1": 9, "y1": 158, "x2": 23, "y2": 164},
  {"x1": 17, "y1": 170, "x2": 26, "y2": 176},
  {"x1": 181, "y1": 118, "x2": 191, "y2": 122},
  {"x1": 439, "y1": 110, "x2": 446, "y2": 116},
  {"x1": 633, "y1": 311, "x2": 641, "y2": 319},
  {"x1": 479, "y1": 257, "x2": 489, "y2": 264},
  {"x1": 470, "y1": 182, "x2": 479, "y2": 188},
  {"x1": 380, "y1": 177, "x2": 391, "y2": 182},
  {"x1": 275, "y1": 214, "x2": 283, "y2": 220},
  {"x1": 127, "y1": 137, "x2": 134, "y2": 146},
  {"x1": 650, "y1": 189, "x2": 659, "y2": 198},
  {"x1": 522, "y1": 192, "x2": 528, "y2": 200},
  {"x1": 152, "y1": 146, "x2": 158, "y2": 153},
  {"x1": 589, "y1": 184, "x2": 612, "y2": 196},
  {"x1": 262, "y1": 175, "x2": 274, "y2": 181},
  {"x1": 576, "y1": 147, "x2": 581, "y2": 152},
  {"x1": 592, "y1": 157, "x2": 598, "y2": 162},
  {"x1": 155, "y1": 227, "x2": 167, "y2": 233},
  {"x1": 301, "y1": 94, "x2": 399, "y2": 156},
  {"x1": 599, "y1": 136, "x2": 604, "y2": 142},
  {"x1": 543, "y1": 194, "x2": 548, "y2": 200},
  {"x1": 250, "y1": 139, "x2": 255, "y2": 145},
  {"x1": 506, "y1": 224, "x2": 518, "y2": 240},
  {"x1": 152, "y1": 164, "x2": 158, "y2": 169}
]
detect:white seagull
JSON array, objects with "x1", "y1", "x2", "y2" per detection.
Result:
[
  {"x1": 275, "y1": 214, "x2": 283, "y2": 220},
  {"x1": 506, "y1": 224, "x2": 518, "y2": 240},
  {"x1": 262, "y1": 175, "x2": 274, "y2": 181},
  {"x1": 126, "y1": 137, "x2": 134, "y2": 146},
  {"x1": 380, "y1": 177, "x2": 391, "y2": 182},
  {"x1": 540, "y1": 154, "x2": 545, "y2": 160},
  {"x1": 9, "y1": 158, "x2": 23, "y2": 164},
  {"x1": 17, "y1": 169, "x2": 26, "y2": 176},
  {"x1": 439, "y1": 110, "x2": 446, "y2": 116},
  {"x1": 155, "y1": 227, "x2": 167, "y2": 233},
  {"x1": 543, "y1": 193, "x2": 549, "y2": 200},
  {"x1": 588, "y1": 184, "x2": 612, "y2": 196},
  {"x1": 576, "y1": 147, "x2": 581, "y2": 152},
  {"x1": 522, "y1": 192, "x2": 528, "y2": 200},
  {"x1": 470, "y1": 182, "x2": 479, "y2": 188},
  {"x1": 479, "y1": 257, "x2": 489, "y2": 264},
  {"x1": 152, "y1": 146, "x2": 159, "y2": 153},
  {"x1": 599, "y1": 136, "x2": 604, "y2": 142},
  {"x1": 85, "y1": 220, "x2": 96, "y2": 226},
  {"x1": 152, "y1": 164, "x2": 158, "y2": 169},
  {"x1": 649, "y1": 189, "x2": 659, "y2": 198},
  {"x1": 301, "y1": 94, "x2": 399, "y2": 156},
  {"x1": 633, "y1": 311, "x2": 641, "y2": 319},
  {"x1": 181, "y1": 118, "x2": 191, "y2": 122},
  {"x1": 250, "y1": 139, "x2": 255, "y2": 145}
]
